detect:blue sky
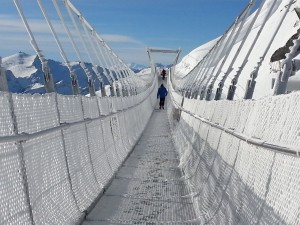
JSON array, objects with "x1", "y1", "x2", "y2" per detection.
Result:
[{"x1": 0, "y1": 0, "x2": 254, "y2": 65}]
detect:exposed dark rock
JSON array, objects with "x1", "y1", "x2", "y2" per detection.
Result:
[{"x1": 270, "y1": 28, "x2": 300, "y2": 62}]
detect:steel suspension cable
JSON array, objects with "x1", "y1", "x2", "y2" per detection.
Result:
[
  {"x1": 246, "y1": 0, "x2": 295, "y2": 99},
  {"x1": 226, "y1": 0, "x2": 278, "y2": 100},
  {"x1": 37, "y1": 0, "x2": 83, "y2": 95},
  {"x1": 13, "y1": 0, "x2": 55, "y2": 93},
  {"x1": 205, "y1": 0, "x2": 256, "y2": 100},
  {"x1": 214, "y1": 0, "x2": 266, "y2": 100},
  {"x1": 52, "y1": 0, "x2": 94, "y2": 95},
  {"x1": 64, "y1": 0, "x2": 107, "y2": 94}
]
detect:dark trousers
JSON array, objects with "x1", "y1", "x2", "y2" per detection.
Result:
[{"x1": 159, "y1": 97, "x2": 165, "y2": 108}]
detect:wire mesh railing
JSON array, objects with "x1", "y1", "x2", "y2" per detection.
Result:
[
  {"x1": 167, "y1": 69, "x2": 300, "y2": 224},
  {"x1": 0, "y1": 75, "x2": 157, "y2": 224}
]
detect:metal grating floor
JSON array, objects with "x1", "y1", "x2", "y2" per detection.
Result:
[{"x1": 83, "y1": 110, "x2": 198, "y2": 225}]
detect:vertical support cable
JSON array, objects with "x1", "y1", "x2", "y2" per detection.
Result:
[
  {"x1": 36, "y1": 0, "x2": 82, "y2": 96},
  {"x1": 91, "y1": 32, "x2": 114, "y2": 96},
  {"x1": 214, "y1": 0, "x2": 265, "y2": 101},
  {"x1": 64, "y1": 0, "x2": 104, "y2": 95},
  {"x1": 52, "y1": 0, "x2": 95, "y2": 96},
  {"x1": 179, "y1": 1, "x2": 251, "y2": 97},
  {"x1": 64, "y1": 0, "x2": 119, "y2": 97},
  {"x1": 196, "y1": 18, "x2": 240, "y2": 99},
  {"x1": 227, "y1": 0, "x2": 278, "y2": 100},
  {"x1": 245, "y1": 0, "x2": 295, "y2": 99},
  {"x1": 205, "y1": 0, "x2": 255, "y2": 101},
  {"x1": 13, "y1": 0, "x2": 55, "y2": 93}
]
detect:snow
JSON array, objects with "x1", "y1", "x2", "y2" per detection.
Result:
[
  {"x1": 175, "y1": 37, "x2": 220, "y2": 78},
  {"x1": 175, "y1": 0, "x2": 300, "y2": 99},
  {"x1": 2, "y1": 52, "x2": 37, "y2": 78},
  {"x1": 31, "y1": 83, "x2": 44, "y2": 90},
  {"x1": 0, "y1": 1, "x2": 300, "y2": 224}
]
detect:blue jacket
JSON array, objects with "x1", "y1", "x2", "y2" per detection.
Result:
[{"x1": 157, "y1": 86, "x2": 168, "y2": 98}]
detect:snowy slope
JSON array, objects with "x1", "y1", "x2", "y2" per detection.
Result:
[
  {"x1": 2, "y1": 52, "x2": 111, "y2": 95},
  {"x1": 2, "y1": 52, "x2": 150, "y2": 95},
  {"x1": 175, "y1": 0, "x2": 300, "y2": 99},
  {"x1": 2, "y1": 52, "x2": 37, "y2": 78},
  {"x1": 175, "y1": 37, "x2": 219, "y2": 78}
]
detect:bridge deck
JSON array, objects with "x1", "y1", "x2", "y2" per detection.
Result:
[{"x1": 83, "y1": 109, "x2": 197, "y2": 224}]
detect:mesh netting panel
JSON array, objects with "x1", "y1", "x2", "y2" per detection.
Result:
[
  {"x1": 124, "y1": 108, "x2": 139, "y2": 144},
  {"x1": 57, "y1": 95, "x2": 83, "y2": 123},
  {"x1": 262, "y1": 153, "x2": 300, "y2": 225},
  {"x1": 98, "y1": 98, "x2": 110, "y2": 116},
  {"x1": 277, "y1": 93, "x2": 300, "y2": 146},
  {"x1": 13, "y1": 93, "x2": 59, "y2": 133},
  {"x1": 0, "y1": 76, "x2": 157, "y2": 225},
  {"x1": 234, "y1": 145, "x2": 275, "y2": 224},
  {"x1": 168, "y1": 89, "x2": 300, "y2": 224},
  {"x1": 110, "y1": 97, "x2": 117, "y2": 113},
  {"x1": 102, "y1": 117, "x2": 120, "y2": 173},
  {"x1": 229, "y1": 100, "x2": 253, "y2": 133},
  {"x1": 110, "y1": 115, "x2": 127, "y2": 162},
  {"x1": 81, "y1": 96, "x2": 100, "y2": 119},
  {"x1": 23, "y1": 132, "x2": 81, "y2": 224},
  {"x1": 118, "y1": 111, "x2": 132, "y2": 153},
  {"x1": 0, "y1": 93, "x2": 14, "y2": 136},
  {"x1": 211, "y1": 100, "x2": 229, "y2": 126},
  {"x1": 86, "y1": 120, "x2": 113, "y2": 188},
  {"x1": 121, "y1": 97, "x2": 130, "y2": 110},
  {"x1": 0, "y1": 143, "x2": 32, "y2": 225},
  {"x1": 63, "y1": 124, "x2": 100, "y2": 212}
]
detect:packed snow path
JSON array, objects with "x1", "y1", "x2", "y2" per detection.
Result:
[{"x1": 83, "y1": 109, "x2": 197, "y2": 224}]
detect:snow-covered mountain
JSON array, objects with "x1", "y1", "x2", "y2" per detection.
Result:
[
  {"x1": 1, "y1": 52, "x2": 172, "y2": 95},
  {"x1": 2, "y1": 52, "x2": 110, "y2": 95},
  {"x1": 127, "y1": 63, "x2": 148, "y2": 73}
]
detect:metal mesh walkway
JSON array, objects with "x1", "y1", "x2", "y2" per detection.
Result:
[{"x1": 83, "y1": 110, "x2": 197, "y2": 225}]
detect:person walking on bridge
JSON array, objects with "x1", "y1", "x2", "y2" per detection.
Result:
[
  {"x1": 161, "y1": 68, "x2": 166, "y2": 80},
  {"x1": 157, "y1": 84, "x2": 168, "y2": 109}
]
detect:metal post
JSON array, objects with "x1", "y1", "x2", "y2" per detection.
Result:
[
  {"x1": 42, "y1": 63, "x2": 56, "y2": 93},
  {"x1": 273, "y1": 60, "x2": 293, "y2": 95},
  {"x1": 100, "y1": 82, "x2": 106, "y2": 97},
  {"x1": 70, "y1": 72, "x2": 80, "y2": 95},
  {"x1": 88, "y1": 78, "x2": 96, "y2": 97},
  {"x1": 0, "y1": 57, "x2": 9, "y2": 92},
  {"x1": 110, "y1": 83, "x2": 115, "y2": 97},
  {"x1": 244, "y1": 70, "x2": 257, "y2": 99}
]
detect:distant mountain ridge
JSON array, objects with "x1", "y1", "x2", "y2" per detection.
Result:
[
  {"x1": 2, "y1": 52, "x2": 151, "y2": 95},
  {"x1": 127, "y1": 63, "x2": 148, "y2": 73}
]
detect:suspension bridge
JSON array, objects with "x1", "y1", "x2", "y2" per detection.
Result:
[{"x1": 1, "y1": 0, "x2": 300, "y2": 224}]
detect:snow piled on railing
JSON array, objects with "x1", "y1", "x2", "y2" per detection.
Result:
[
  {"x1": 167, "y1": 89, "x2": 300, "y2": 224},
  {"x1": 0, "y1": 77, "x2": 157, "y2": 224}
]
